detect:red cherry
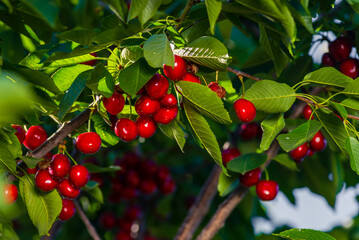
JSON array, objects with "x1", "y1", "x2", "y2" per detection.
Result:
[
  {"x1": 118, "y1": 218, "x2": 133, "y2": 232},
  {"x1": 76, "y1": 132, "x2": 102, "y2": 154},
  {"x1": 163, "y1": 55, "x2": 187, "y2": 81},
  {"x1": 322, "y1": 53, "x2": 335, "y2": 67},
  {"x1": 256, "y1": 180, "x2": 279, "y2": 201},
  {"x1": 59, "y1": 199, "x2": 76, "y2": 221},
  {"x1": 120, "y1": 187, "x2": 138, "y2": 200},
  {"x1": 116, "y1": 231, "x2": 132, "y2": 240},
  {"x1": 69, "y1": 165, "x2": 89, "y2": 188},
  {"x1": 27, "y1": 166, "x2": 38, "y2": 175},
  {"x1": 35, "y1": 169, "x2": 58, "y2": 192},
  {"x1": 125, "y1": 170, "x2": 140, "y2": 188},
  {"x1": 156, "y1": 166, "x2": 170, "y2": 182},
  {"x1": 239, "y1": 168, "x2": 261, "y2": 187},
  {"x1": 137, "y1": 86, "x2": 145, "y2": 95},
  {"x1": 289, "y1": 143, "x2": 309, "y2": 162},
  {"x1": 159, "y1": 178, "x2": 176, "y2": 195},
  {"x1": 139, "y1": 160, "x2": 158, "y2": 178},
  {"x1": 208, "y1": 82, "x2": 226, "y2": 98},
  {"x1": 11, "y1": 125, "x2": 25, "y2": 144},
  {"x1": 221, "y1": 148, "x2": 241, "y2": 166},
  {"x1": 339, "y1": 58, "x2": 358, "y2": 79},
  {"x1": 308, "y1": 147, "x2": 315, "y2": 157},
  {"x1": 303, "y1": 104, "x2": 314, "y2": 120},
  {"x1": 135, "y1": 95, "x2": 160, "y2": 117},
  {"x1": 124, "y1": 206, "x2": 143, "y2": 221},
  {"x1": 81, "y1": 52, "x2": 97, "y2": 66},
  {"x1": 136, "y1": 116, "x2": 157, "y2": 138},
  {"x1": 310, "y1": 131, "x2": 327, "y2": 152},
  {"x1": 240, "y1": 123, "x2": 261, "y2": 140},
  {"x1": 234, "y1": 99, "x2": 256, "y2": 122},
  {"x1": 153, "y1": 107, "x2": 178, "y2": 125},
  {"x1": 181, "y1": 73, "x2": 201, "y2": 84},
  {"x1": 3, "y1": 184, "x2": 18, "y2": 205},
  {"x1": 110, "y1": 114, "x2": 118, "y2": 131},
  {"x1": 99, "y1": 212, "x2": 117, "y2": 229},
  {"x1": 24, "y1": 126, "x2": 48, "y2": 151},
  {"x1": 115, "y1": 118, "x2": 138, "y2": 142},
  {"x1": 122, "y1": 152, "x2": 140, "y2": 168},
  {"x1": 160, "y1": 94, "x2": 177, "y2": 108},
  {"x1": 103, "y1": 92, "x2": 125, "y2": 115},
  {"x1": 329, "y1": 37, "x2": 352, "y2": 62},
  {"x1": 140, "y1": 179, "x2": 157, "y2": 194},
  {"x1": 50, "y1": 154, "x2": 71, "y2": 179},
  {"x1": 145, "y1": 73, "x2": 169, "y2": 99},
  {"x1": 57, "y1": 179, "x2": 80, "y2": 199}
]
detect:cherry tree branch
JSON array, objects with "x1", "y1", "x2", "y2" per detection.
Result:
[
  {"x1": 175, "y1": 0, "x2": 197, "y2": 30},
  {"x1": 40, "y1": 221, "x2": 61, "y2": 240},
  {"x1": 74, "y1": 200, "x2": 101, "y2": 240}
]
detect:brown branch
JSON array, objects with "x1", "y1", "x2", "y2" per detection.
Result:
[
  {"x1": 227, "y1": 67, "x2": 261, "y2": 81},
  {"x1": 174, "y1": 166, "x2": 221, "y2": 240},
  {"x1": 40, "y1": 221, "x2": 61, "y2": 240},
  {"x1": 175, "y1": 0, "x2": 197, "y2": 30},
  {"x1": 74, "y1": 200, "x2": 102, "y2": 240}
]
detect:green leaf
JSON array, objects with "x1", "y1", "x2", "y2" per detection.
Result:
[
  {"x1": 4, "y1": 132, "x2": 22, "y2": 160},
  {"x1": 244, "y1": 80, "x2": 296, "y2": 113},
  {"x1": 0, "y1": 147, "x2": 16, "y2": 174},
  {"x1": 330, "y1": 101, "x2": 348, "y2": 119},
  {"x1": 205, "y1": 0, "x2": 222, "y2": 34},
  {"x1": 343, "y1": 78, "x2": 359, "y2": 96},
  {"x1": 83, "y1": 163, "x2": 121, "y2": 173},
  {"x1": 176, "y1": 81, "x2": 232, "y2": 124},
  {"x1": 345, "y1": 137, "x2": 359, "y2": 175},
  {"x1": 227, "y1": 153, "x2": 267, "y2": 174},
  {"x1": 103, "y1": 0, "x2": 127, "y2": 22},
  {"x1": 117, "y1": 58, "x2": 158, "y2": 98},
  {"x1": 52, "y1": 65, "x2": 93, "y2": 92},
  {"x1": 260, "y1": 113, "x2": 285, "y2": 151},
  {"x1": 273, "y1": 228, "x2": 335, "y2": 240},
  {"x1": 92, "y1": 113, "x2": 119, "y2": 147},
  {"x1": 277, "y1": 120, "x2": 322, "y2": 152},
  {"x1": 57, "y1": 70, "x2": 91, "y2": 120},
  {"x1": 0, "y1": 217, "x2": 19, "y2": 240},
  {"x1": 303, "y1": 67, "x2": 352, "y2": 88},
  {"x1": 85, "y1": 185, "x2": 104, "y2": 204},
  {"x1": 86, "y1": 63, "x2": 114, "y2": 98},
  {"x1": 19, "y1": 175, "x2": 62, "y2": 236},
  {"x1": 183, "y1": 99, "x2": 226, "y2": 174},
  {"x1": 138, "y1": 0, "x2": 162, "y2": 25},
  {"x1": 21, "y1": 0, "x2": 59, "y2": 29},
  {"x1": 218, "y1": 171, "x2": 239, "y2": 197},
  {"x1": 19, "y1": 156, "x2": 39, "y2": 169},
  {"x1": 143, "y1": 34, "x2": 174, "y2": 68},
  {"x1": 57, "y1": 29, "x2": 96, "y2": 46},
  {"x1": 121, "y1": 46, "x2": 144, "y2": 64},
  {"x1": 174, "y1": 36, "x2": 231, "y2": 71},
  {"x1": 273, "y1": 153, "x2": 299, "y2": 171},
  {"x1": 159, "y1": 119, "x2": 186, "y2": 152},
  {"x1": 341, "y1": 98, "x2": 359, "y2": 111},
  {"x1": 128, "y1": 0, "x2": 148, "y2": 21}
]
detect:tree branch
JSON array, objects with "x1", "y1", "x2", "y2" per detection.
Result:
[
  {"x1": 74, "y1": 200, "x2": 101, "y2": 240},
  {"x1": 175, "y1": 0, "x2": 197, "y2": 30},
  {"x1": 40, "y1": 221, "x2": 61, "y2": 240}
]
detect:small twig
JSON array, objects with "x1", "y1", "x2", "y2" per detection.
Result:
[
  {"x1": 74, "y1": 200, "x2": 102, "y2": 240},
  {"x1": 175, "y1": 0, "x2": 196, "y2": 30},
  {"x1": 40, "y1": 221, "x2": 61, "y2": 240},
  {"x1": 227, "y1": 67, "x2": 261, "y2": 82}
]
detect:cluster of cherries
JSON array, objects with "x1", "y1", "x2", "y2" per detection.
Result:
[{"x1": 322, "y1": 35, "x2": 358, "y2": 79}]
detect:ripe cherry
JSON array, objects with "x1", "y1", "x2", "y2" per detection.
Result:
[
  {"x1": 24, "y1": 126, "x2": 48, "y2": 151},
  {"x1": 135, "y1": 95, "x2": 160, "y2": 117},
  {"x1": 303, "y1": 104, "x2": 314, "y2": 120},
  {"x1": 35, "y1": 169, "x2": 58, "y2": 192},
  {"x1": 115, "y1": 118, "x2": 138, "y2": 142},
  {"x1": 81, "y1": 52, "x2": 97, "y2": 66},
  {"x1": 59, "y1": 199, "x2": 76, "y2": 221},
  {"x1": 221, "y1": 148, "x2": 241, "y2": 166},
  {"x1": 27, "y1": 166, "x2": 38, "y2": 175},
  {"x1": 69, "y1": 165, "x2": 89, "y2": 188},
  {"x1": 322, "y1": 53, "x2": 335, "y2": 67},
  {"x1": 310, "y1": 131, "x2": 327, "y2": 152},
  {"x1": 11, "y1": 125, "x2": 25, "y2": 144},
  {"x1": 99, "y1": 212, "x2": 117, "y2": 229},
  {"x1": 120, "y1": 187, "x2": 138, "y2": 200},
  {"x1": 308, "y1": 147, "x2": 315, "y2": 157},
  {"x1": 239, "y1": 168, "x2": 262, "y2": 187},
  {"x1": 208, "y1": 82, "x2": 226, "y2": 98},
  {"x1": 339, "y1": 58, "x2": 358, "y2": 79},
  {"x1": 139, "y1": 160, "x2": 158, "y2": 177},
  {"x1": 153, "y1": 107, "x2": 178, "y2": 125},
  {"x1": 103, "y1": 92, "x2": 125, "y2": 115},
  {"x1": 159, "y1": 178, "x2": 176, "y2": 195},
  {"x1": 140, "y1": 179, "x2": 157, "y2": 194},
  {"x1": 124, "y1": 206, "x2": 143, "y2": 221},
  {"x1": 240, "y1": 123, "x2": 261, "y2": 140},
  {"x1": 234, "y1": 99, "x2": 256, "y2": 122},
  {"x1": 256, "y1": 180, "x2": 279, "y2": 201},
  {"x1": 289, "y1": 143, "x2": 309, "y2": 163},
  {"x1": 146, "y1": 73, "x2": 169, "y2": 99},
  {"x1": 181, "y1": 73, "x2": 201, "y2": 84},
  {"x1": 76, "y1": 132, "x2": 102, "y2": 154},
  {"x1": 50, "y1": 154, "x2": 71, "y2": 179},
  {"x1": 3, "y1": 184, "x2": 18, "y2": 205},
  {"x1": 163, "y1": 55, "x2": 187, "y2": 81},
  {"x1": 122, "y1": 152, "x2": 140, "y2": 168},
  {"x1": 57, "y1": 179, "x2": 80, "y2": 199},
  {"x1": 156, "y1": 166, "x2": 170, "y2": 182},
  {"x1": 329, "y1": 37, "x2": 352, "y2": 62},
  {"x1": 160, "y1": 94, "x2": 177, "y2": 108},
  {"x1": 136, "y1": 116, "x2": 157, "y2": 138},
  {"x1": 125, "y1": 170, "x2": 140, "y2": 188},
  {"x1": 116, "y1": 231, "x2": 132, "y2": 240}
]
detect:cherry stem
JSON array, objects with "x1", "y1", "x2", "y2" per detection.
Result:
[
  {"x1": 263, "y1": 168, "x2": 269, "y2": 181},
  {"x1": 64, "y1": 149, "x2": 77, "y2": 165}
]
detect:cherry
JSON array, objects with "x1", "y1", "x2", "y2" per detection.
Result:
[
  {"x1": 159, "y1": 178, "x2": 176, "y2": 195},
  {"x1": 24, "y1": 126, "x2": 48, "y2": 151},
  {"x1": 256, "y1": 180, "x2": 279, "y2": 201},
  {"x1": 59, "y1": 199, "x2": 76, "y2": 221},
  {"x1": 145, "y1": 73, "x2": 169, "y2": 99},
  {"x1": 289, "y1": 143, "x2": 309, "y2": 163},
  {"x1": 139, "y1": 160, "x2": 158, "y2": 177},
  {"x1": 27, "y1": 166, "x2": 38, "y2": 175},
  {"x1": 103, "y1": 92, "x2": 125, "y2": 115},
  {"x1": 76, "y1": 132, "x2": 102, "y2": 154},
  {"x1": 136, "y1": 117, "x2": 157, "y2": 138},
  {"x1": 221, "y1": 148, "x2": 241, "y2": 166},
  {"x1": 208, "y1": 82, "x2": 226, "y2": 98},
  {"x1": 153, "y1": 107, "x2": 178, "y2": 125},
  {"x1": 163, "y1": 55, "x2": 187, "y2": 81},
  {"x1": 240, "y1": 123, "x2": 261, "y2": 140},
  {"x1": 115, "y1": 118, "x2": 138, "y2": 142},
  {"x1": 11, "y1": 125, "x2": 25, "y2": 144},
  {"x1": 50, "y1": 154, "x2": 71, "y2": 179},
  {"x1": 181, "y1": 73, "x2": 201, "y2": 84},
  {"x1": 124, "y1": 206, "x2": 143, "y2": 221},
  {"x1": 81, "y1": 52, "x2": 97, "y2": 66},
  {"x1": 303, "y1": 104, "x2": 314, "y2": 120},
  {"x1": 125, "y1": 170, "x2": 140, "y2": 188},
  {"x1": 110, "y1": 114, "x2": 119, "y2": 131},
  {"x1": 310, "y1": 131, "x2": 327, "y2": 152},
  {"x1": 329, "y1": 37, "x2": 352, "y2": 62},
  {"x1": 57, "y1": 179, "x2": 80, "y2": 199},
  {"x1": 135, "y1": 95, "x2": 160, "y2": 117},
  {"x1": 3, "y1": 184, "x2": 18, "y2": 205},
  {"x1": 35, "y1": 169, "x2": 58, "y2": 192},
  {"x1": 118, "y1": 219, "x2": 133, "y2": 232},
  {"x1": 140, "y1": 179, "x2": 157, "y2": 194},
  {"x1": 339, "y1": 58, "x2": 358, "y2": 79},
  {"x1": 239, "y1": 168, "x2": 262, "y2": 187},
  {"x1": 69, "y1": 165, "x2": 89, "y2": 188},
  {"x1": 322, "y1": 53, "x2": 335, "y2": 67},
  {"x1": 137, "y1": 86, "x2": 145, "y2": 95},
  {"x1": 308, "y1": 147, "x2": 315, "y2": 157},
  {"x1": 234, "y1": 99, "x2": 256, "y2": 122},
  {"x1": 116, "y1": 231, "x2": 132, "y2": 240},
  {"x1": 120, "y1": 187, "x2": 138, "y2": 200},
  {"x1": 122, "y1": 152, "x2": 140, "y2": 168},
  {"x1": 156, "y1": 166, "x2": 170, "y2": 182},
  {"x1": 160, "y1": 94, "x2": 177, "y2": 108},
  {"x1": 99, "y1": 212, "x2": 117, "y2": 229}
]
